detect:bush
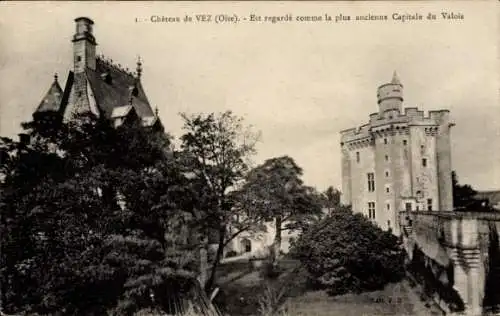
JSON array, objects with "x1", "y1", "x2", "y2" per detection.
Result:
[
  {"x1": 291, "y1": 211, "x2": 405, "y2": 296},
  {"x1": 257, "y1": 284, "x2": 288, "y2": 316}
]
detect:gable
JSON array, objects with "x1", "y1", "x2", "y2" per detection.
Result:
[{"x1": 62, "y1": 72, "x2": 100, "y2": 122}]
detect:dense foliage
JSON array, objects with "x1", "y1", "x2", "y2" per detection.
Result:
[
  {"x1": 1, "y1": 109, "x2": 417, "y2": 314},
  {"x1": 1, "y1": 114, "x2": 203, "y2": 315},
  {"x1": 291, "y1": 210, "x2": 405, "y2": 296},
  {"x1": 238, "y1": 156, "x2": 323, "y2": 266},
  {"x1": 452, "y1": 171, "x2": 493, "y2": 212},
  {"x1": 178, "y1": 111, "x2": 261, "y2": 292},
  {"x1": 320, "y1": 186, "x2": 341, "y2": 216}
]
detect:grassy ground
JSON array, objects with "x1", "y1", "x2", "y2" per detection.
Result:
[
  {"x1": 212, "y1": 258, "x2": 443, "y2": 316},
  {"x1": 284, "y1": 280, "x2": 442, "y2": 316},
  {"x1": 213, "y1": 258, "x2": 298, "y2": 315}
]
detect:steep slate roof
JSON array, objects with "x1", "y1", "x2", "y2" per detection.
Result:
[
  {"x1": 86, "y1": 57, "x2": 155, "y2": 120},
  {"x1": 35, "y1": 75, "x2": 63, "y2": 113},
  {"x1": 34, "y1": 58, "x2": 156, "y2": 125},
  {"x1": 391, "y1": 70, "x2": 401, "y2": 85}
]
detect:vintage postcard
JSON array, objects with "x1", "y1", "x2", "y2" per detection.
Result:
[{"x1": 0, "y1": 1, "x2": 498, "y2": 316}]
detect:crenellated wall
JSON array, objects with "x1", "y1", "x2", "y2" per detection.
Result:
[
  {"x1": 400, "y1": 211, "x2": 500, "y2": 315},
  {"x1": 340, "y1": 74, "x2": 453, "y2": 236},
  {"x1": 340, "y1": 106, "x2": 453, "y2": 233}
]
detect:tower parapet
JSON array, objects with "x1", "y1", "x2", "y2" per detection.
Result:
[
  {"x1": 340, "y1": 124, "x2": 372, "y2": 144},
  {"x1": 377, "y1": 71, "x2": 403, "y2": 113},
  {"x1": 340, "y1": 71, "x2": 454, "y2": 235}
]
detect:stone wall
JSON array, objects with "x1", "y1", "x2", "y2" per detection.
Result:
[
  {"x1": 224, "y1": 220, "x2": 301, "y2": 258},
  {"x1": 400, "y1": 211, "x2": 500, "y2": 315}
]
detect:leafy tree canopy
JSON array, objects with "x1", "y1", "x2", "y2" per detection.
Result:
[
  {"x1": 178, "y1": 111, "x2": 261, "y2": 291},
  {"x1": 321, "y1": 186, "x2": 342, "y2": 216},
  {"x1": 291, "y1": 210, "x2": 405, "y2": 296},
  {"x1": 452, "y1": 171, "x2": 493, "y2": 212},
  {"x1": 239, "y1": 156, "x2": 323, "y2": 265},
  {"x1": 1, "y1": 114, "x2": 203, "y2": 315}
]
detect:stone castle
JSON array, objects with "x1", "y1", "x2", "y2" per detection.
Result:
[
  {"x1": 340, "y1": 72, "x2": 454, "y2": 235},
  {"x1": 26, "y1": 17, "x2": 500, "y2": 314},
  {"x1": 339, "y1": 73, "x2": 500, "y2": 314}
]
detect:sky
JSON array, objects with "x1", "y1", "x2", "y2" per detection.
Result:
[{"x1": 0, "y1": 1, "x2": 498, "y2": 192}]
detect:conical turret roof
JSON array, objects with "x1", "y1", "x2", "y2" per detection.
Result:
[
  {"x1": 35, "y1": 74, "x2": 63, "y2": 113},
  {"x1": 391, "y1": 71, "x2": 401, "y2": 85}
]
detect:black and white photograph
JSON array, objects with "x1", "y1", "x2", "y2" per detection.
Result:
[{"x1": 0, "y1": 1, "x2": 498, "y2": 315}]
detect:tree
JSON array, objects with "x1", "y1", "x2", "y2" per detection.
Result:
[
  {"x1": 239, "y1": 156, "x2": 323, "y2": 267},
  {"x1": 1, "y1": 114, "x2": 205, "y2": 315},
  {"x1": 321, "y1": 186, "x2": 341, "y2": 216},
  {"x1": 452, "y1": 171, "x2": 493, "y2": 212},
  {"x1": 291, "y1": 210, "x2": 405, "y2": 296},
  {"x1": 178, "y1": 111, "x2": 261, "y2": 292}
]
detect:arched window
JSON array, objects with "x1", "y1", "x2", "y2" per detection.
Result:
[{"x1": 241, "y1": 238, "x2": 251, "y2": 253}]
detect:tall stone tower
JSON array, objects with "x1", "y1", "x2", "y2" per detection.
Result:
[
  {"x1": 340, "y1": 72, "x2": 454, "y2": 235},
  {"x1": 63, "y1": 17, "x2": 100, "y2": 121}
]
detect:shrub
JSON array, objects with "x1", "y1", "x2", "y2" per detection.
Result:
[
  {"x1": 291, "y1": 211, "x2": 405, "y2": 296},
  {"x1": 257, "y1": 284, "x2": 288, "y2": 316}
]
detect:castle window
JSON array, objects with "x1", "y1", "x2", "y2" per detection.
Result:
[
  {"x1": 387, "y1": 204, "x2": 390, "y2": 210},
  {"x1": 384, "y1": 138, "x2": 388, "y2": 144},
  {"x1": 367, "y1": 173, "x2": 375, "y2": 192},
  {"x1": 386, "y1": 187, "x2": 390, "y2": 193},
  {"x1": 403, "y1": 139, "x2": 407, "y2": 145},
  {"x1": 76, "y1": 55, "x2": 82, "y2": 62},
  {"x1": 422, "y1": 158, "x2": 427, "y2": 167},
  {"x1": 427, "y1": 199, "x2": 432, "y2": 211},
  {"x1": 368, "y1": 202, "x2": 376, "y2": 219},
  {"x1": 356, "y1": 152, "x2": 360, "y2": 163},
  {"x1": 405, "y1": 203, "x2": 412, "y2": 212},
  {"x1": 387, "y1": 220, "x2": 391, "y2": 228},
  {"x1": 241, "y1": 238, "x2": 251, "y2": 253},
  {"x1": 385, "y1": 155, "x2": 389, "y2": 162},
  {"x1": 385, "y1": 171, "x2": 389, "y2": 177}
]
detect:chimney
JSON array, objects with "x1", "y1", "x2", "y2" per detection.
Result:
[{"x1": 72, "y1": 17, "x2": 97, "y2": 73}]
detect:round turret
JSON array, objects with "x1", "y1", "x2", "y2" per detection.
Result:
[
  {"x1": 377, "y1": 71, "x2": 403, "y2": 113},
  {"x1": 73, "y1": 17, "x2": 96, "y2": 44}
]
